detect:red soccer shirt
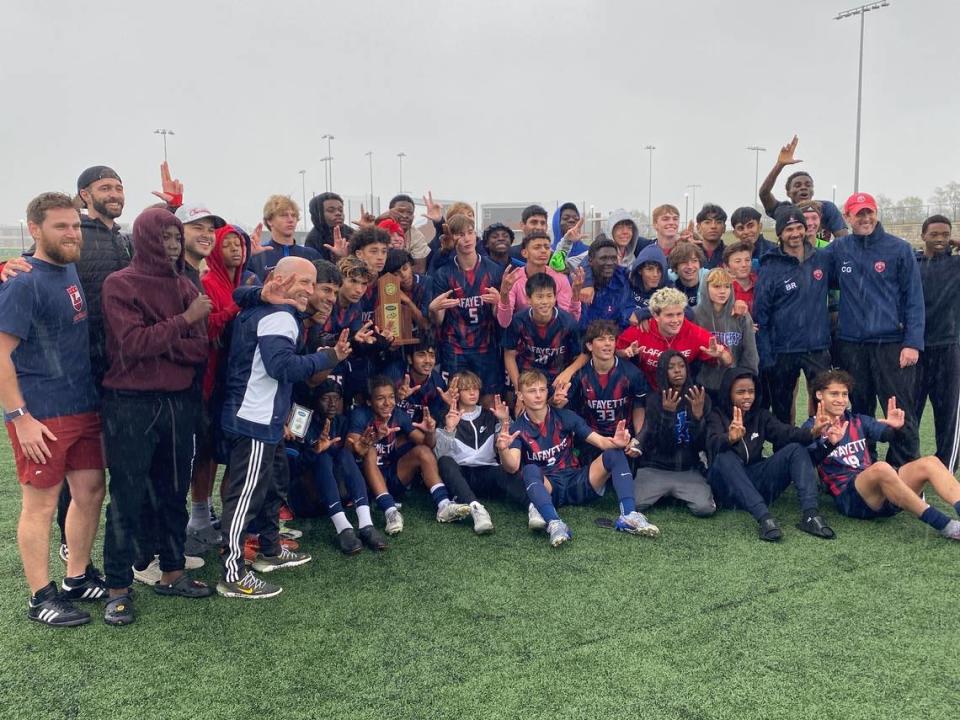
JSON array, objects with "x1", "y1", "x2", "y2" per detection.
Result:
[{"x1": 616, "y1": 317, "x2": 717, "y2": 389}]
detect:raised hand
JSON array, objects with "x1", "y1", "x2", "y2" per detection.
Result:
[
  {"x1": 397, "y1": 373, "x2": 422, "y2": 402},
  {"x1": 700, "y1": 336, "x2": 726, "y2": 359},
  {"x1": 375, "y1": 324, "x2": 396, "y2": 346},
  {"x1": 825, "y1": 419, "x2": 849, "y2": 445},
  {"x1": 686, "y1": 385, "x2": 706, "y2": 420},
  {"x1": 412, "y1": 407, "x2": 437, "y2": 434},
  {"x1": 332, "y1": 328, "x2": 352, "y2": 361},
  {"x1": 354, "y1": 320, "x2": 377, "y2": 345},
  {"x1": 261, "y1": 271, "x2": 298, "y2": 306},
  {"x1": 621, "y1": 340, "x2": 640, "y2": 359},
  {"x1": 150, "y1": 161, "x2": 184, "y2": 207},
  {"x1": 352, "y1": 204, "x2": 376, "y2": 229},
  {"x1": 678, "y1": 220, "x2": 696, "y2": 243},
  {"x1": 777, "y1": 135, "x2": 802, "y2": 166},
  {"x1": 359, "y1": 425, "x2": 379, "y2": 449},
  {"x1": 496, "y1": 427, "x2": 521, "y2": 452},
  {"x1": 439, "y1": 223, "x2": 456, "y2": 252},
  {"x1": 422, "y1": 191, "x2": 444, "y2": 223},
  {"x1": 313, "y1": 418, "x2": 341, "y2": 454},
  {"x1": 444, "y1": 405, "x2": 462, "y2": 432},
  {"x1": 438, "y1": 377, "x2": 460, "y2": 409},
  {"x1": 570, "y1": 266, "x2": 586, "y2": 298},
  {"x1": 563, "y1": 217, "x2": 584, "y2": 245},
  {"x1": 880, "y1": 397, "x2": 906, "y2": 429},
  {"x1": 374, "y1": 421, "x2": 401, "y2": 441},
  {"x1": 728, "y1": 406, "x2": 745, "y2": 444},
  {"x1": 551, "y1": 379, "x2": 571, "y2": 408},
  {"x1": 661, "y1": 388, "x2": 681, "y2": 413},
  {"x1": 492, "y1": 393, "x2": 511, "y2": 423},
  {"x1": 331, "y1": 224, "x2": 349, "y2": 258},
  {"x1": 579, "y1": 286, "x2": 595, "y2": 305},
  {"x1": 480, "y1": 287, "x2": 501, "y2": 306},
  {"x1": 513, "y1": 395, "x2": 526, "y2": 418},
  {"x1": 429, "y1": 290, "x2": 460, "y2": 314},
  {"x1": 811, "y1": 402, "x2": 832, "y2": 437},
  {"x1": 499, "y1": 265, "x2": 521, "y2": 298},
  {"x1": 611, "y1": 419, "x2": 631, "y2": 448},
  {"x1": 246, "y1": 222, "x2": 268, "y2": 256},
  {"x1": 731, "y1": 299, "x2": 749, "y2": 317}
]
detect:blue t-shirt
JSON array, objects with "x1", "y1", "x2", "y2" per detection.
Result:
[
  {"x1": 348, "y1": 406, "x2": 415, "y2": 468},
  {"x1": 509, "y1": 407, "x2": 593, "y2": 473},
  {"x1": 0, "y1": 258, "x2": 99, "y2": 420}
]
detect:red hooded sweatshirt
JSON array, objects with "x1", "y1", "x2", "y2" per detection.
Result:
[
  {"x1": 201, "y1": 225, "x2": 247, "y2": 399},
  {"x1": 101, "y1": 208, "x2": 209, "y2": 393}
]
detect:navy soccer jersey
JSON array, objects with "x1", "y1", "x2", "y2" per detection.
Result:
[
  {"x1": 0, "y1": 258, "x2": 99, "y2": 420},
  {"x1": 359, "y1": 282, "x2": 378, "y2": 326},
  {"x1": 432, "y1": 254, "x2": 503, "y2": 355},
  {"x1": 393, "y1": 368, "x2": 447, "y2": 423},
  {"x1": 348, "y1": 406, "x2": 415, "y2": 468},
  {"x1": 246, "y1": 241, "x2": 320, "y2": 282},
  {"x1": 316, "y1": 301, "x2": 365, "y2": 389},
  {"x1": 569, "y1": 358, "x2": 649, "y2": 435},
  {"x1": 801, "y1": 411, "x2": 890, "y2": 496},
  {"x1": 502, "y1": 308, "x2": 580, "y2": 383},
  {"x1": 509, "y1": 407, "x2": 593, "y2": 473},
  {"x1": 675, "y1": 279, "x2": 700, "y2": 307}
]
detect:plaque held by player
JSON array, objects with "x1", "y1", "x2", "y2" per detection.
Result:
[
  {"x1": 376, "y1": 272, "x2": 417, "y2": 345},
  {"x1": 286, "y1": 404, "x2": 313, "y2": 440}
]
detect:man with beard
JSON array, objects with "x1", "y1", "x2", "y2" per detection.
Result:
[
  {"x1": 0, "y1": 193, "x2": 108, "y2": 626},
  {"x1": 174, "y1": 203, "x2": 226, "y2": 290}
]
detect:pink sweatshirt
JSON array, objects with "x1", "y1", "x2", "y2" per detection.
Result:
[{"x1": 496, "y1": 266, "x2": 581, "y2": 328}]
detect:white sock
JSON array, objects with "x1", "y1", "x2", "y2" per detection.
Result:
[
  {"x1": 356, "y1": 505, "x2": 373, "y2": 528},
  {"x1": 187, "y1": 501, "x2": 211, "y2": 530},
  {"x1": 331, "y1": 512, "x2": 352, "y2": 533}
]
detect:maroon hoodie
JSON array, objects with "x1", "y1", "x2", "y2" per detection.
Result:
[{"x1": 101, "y1": 208, "x2": 208, "y2": 392}]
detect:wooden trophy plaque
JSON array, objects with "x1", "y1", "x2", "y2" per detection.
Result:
[{"x1": 376, "y1": 273, "x2": 417, "y2": 345}]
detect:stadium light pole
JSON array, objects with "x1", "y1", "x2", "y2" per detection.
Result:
[
  {"x1": 644, "y1": 145, "x2": 656, "y2": 221},
  {"x1": 19, "y1": 220, "x2": 25, "y2": 251},
  {"x1": 397, "y1": 152, "x2": 406, "y2": 193},
  {"x1": 365, "y1": 151, "x2": 374, "y2": 210},
  {"x1": 683, "y1": 193, "x2": 689, "y2": 225},
  {"x1": 153, "y1": 128, "x2": 174, "y2": 162},
  {"x1": 686, "y1": 184, "x2": 701, "y2": 218},
  {"x1": 320, "y1": 157, "x2": 332, "y2": 192},
  {"x1": 321, "y1": 134, "x2": 335, "y2": 188},
  {"x1": 298, "y1": 170, "x2": 307, "y2": 231},
  {"x1": 835, "y1": 1, "x2": 890, "y2": 192},
  {"x1": 746, "y1": 146, "x2": 766, "y2": 209}
]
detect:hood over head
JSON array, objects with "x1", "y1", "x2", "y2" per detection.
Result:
[
  {"x1": 629, "y1": 243, "x2": 668, "y2": 288},
  {"x1": 717, "y1": 366, "x2": 759, "y2": 416},
  {"x1": 604, "y1": 209, "x2": 641, "y2": 265},
  {"x1": 307, "y1": 192, "x2": 353, "y2": 247},
  {"x1": 131, "y1": 207, "x2": 184, "y2": 277},
  {"x1": 694, "y1": 268, "x2": 735, "y2": 325},
  {"x1": 207, "y1": 224, "x2": 248, "y2": 290},
  {"x1": 551, "y1": 202, "x2": 580, "y2": 249}
]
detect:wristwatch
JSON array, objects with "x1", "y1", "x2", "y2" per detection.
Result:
[{"x1": 4, "y1": 406, "x2": 27, "y2": 422}]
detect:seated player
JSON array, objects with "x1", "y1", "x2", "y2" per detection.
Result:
[
  {"x1": 503, "y1": 273, "x2": 580, "y2": 391},
  {"x1": 804, "y1": 370, "x2": 960, "y2": 540},
  {"x1": 392, "y1": 337, "x2": 449, "y2": 423},
  {"x1": 495, "y1": 370, "x2": 659, "y2": 547},
  {"x1": 706, "y1": 367, "x2": 833, "y2": 541},
  {"x1": 635, "y1": 351, "x2": 714, "y2": 517},
  {"x1": 434, "y1": 372, "x2": 528, "y2": 534},
  {"x1": 346, "y1": 375, "x2": 470, "y2": 535}
]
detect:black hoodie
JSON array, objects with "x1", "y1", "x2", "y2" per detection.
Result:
[
  {"x1": 705, "y1": 367, "x2": 815, "y2": 466},
  {"x1": 304, "y1": 193, "x2": 354, "y2": 256},
  {"x1": 640, "y1": 350, "x2": 711, "y2": 472}
]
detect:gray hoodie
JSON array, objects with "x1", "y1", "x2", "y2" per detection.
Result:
[
  {"x1": 692, "y1": 273, "x2": 758, "y2": 393},
  {"x1": 564, "y1": 208, "x2": 645, "y2": 272}
]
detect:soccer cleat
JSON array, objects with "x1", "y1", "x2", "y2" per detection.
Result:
[
  {"x1": 216, "y1": 571, "x2": 282, "y2": 600},
  {"x1": 337, "y1": 528, "x2": 363, "y2": 556},
  {"x1": 103, "y1": 595, "x2": 134, "y2": 626},
  {"x1": 358, "y1": 525, "x2": 388, "y2": 551},
  {"x1": 278, "y1": 504, "x2": 294, "y2": 522},
  {"x1": 758, "y1": 517, "x2": 783, "y2": 542},
  {"x1": 615, "y1": 511, "x2": 661, "y2": 538},
  {"x1": 28, "y1": 583, "x2": 90, "y2": 627},
  {"x1": 384, "y1": 507, "x2": 404, "y2": 536},
  {"x1": 796, "y1": 513, "x2": 836, "y2": 539},
  {"x1": 470, "y1": 503, "x2": 494, "y2": 535},
  {"x1": 941, "y1": 519, "x2": 960, "y2": 541},
  {"x1": 58, "y1": 543, "x2": 69, "y2": 564},
  {"x1": 546, "y1": 519, "x2": 572, "y2": 547},
  {"x1": 528, "y1": 504, "x2": 547, "y2": 531},
  {"x1": 251, "y1": 546, "x2": 312, "y2": 573},
  {"x1": 436, "y1": 501, "x2": 471, "y2": 523},
  {"x1": 61, "y1": 570, "x2": 109, "y2": 601},
  {"x1": 133, "y1": 557, "x2": 162, "y2": 585}
]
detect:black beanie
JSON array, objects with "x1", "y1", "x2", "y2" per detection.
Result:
[{"x1": 774, "y1": 204, "x2": 806, "y2": 237}]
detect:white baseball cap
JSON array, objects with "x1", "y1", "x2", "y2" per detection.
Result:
[{"x1": 175, "y1": 202, "x2": 226, "y2": 228}]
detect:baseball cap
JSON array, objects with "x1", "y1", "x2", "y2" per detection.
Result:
[
  {"x1": 77, "y1": 165, "x2": 121, "y2": 192},
  {"x1": 843, "y1": 192, "x2": 878, "y2": 217},
  {"x1": 774, "y1": 204, "x2": 807, "y2": 237},
  {"x1": 175, "y1": 203, "x2": 226, "y2": 228}
]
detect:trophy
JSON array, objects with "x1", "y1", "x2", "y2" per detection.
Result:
[{"x1": 376, "y1": 273, "x2": 417, "y2": 345}]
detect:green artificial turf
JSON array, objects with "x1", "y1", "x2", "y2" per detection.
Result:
[{"x1": 0, "y1": 390, "x2": 957, "y2": 720}]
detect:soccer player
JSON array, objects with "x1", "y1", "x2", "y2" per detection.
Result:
[
  {"x1": 482, "y1": 223, "x2": 516, "y2": 269},
  {"x1": 805, "y1": 370, "x2": 960, "y2": 540},
  {"x1": 496, "y1": 370, "x2": 659, "y2": 547},
  {"x1": 218, "y1": 256, "x2": 349, "y2": 599},
  {"x1": 431, "y1": 214, "x2": 504, "y2": 404},
  {"x1": 625, "y1": 244, "x2": 669, "y2": 325},
  {"x1": 914, "y1": 215, "x2": 960, "y2": 472},
  {"x1": 503, "y1": 273, "x2": 581, "y2": 390},
  {"x1": 393, "y1": 337, "x2": 449, "y2": 423},
  {"x1": 650, "y1": 204, "x2": 682, "y2": 256},
  {"x1": 706, "y1": 367, "x2": 833, "y2": 542},
  {"x1": 304, "y1": 192, "x2": 353, "y2": 258},
  {"x1": 496, "y1": 229, "x2": 582, "y2": 326},
  {"x1": 0, "y1": 192, "x2": 107, "y2": 626},
  {"x1": 246, "y1": 195, "x2": 319, "y2": 281},
  {"x1": 669, "y1": 242, "x2": 706, "y2": 308},
  {"x1": 346, "y1": 375, "x2": 471, "y2": 536}
]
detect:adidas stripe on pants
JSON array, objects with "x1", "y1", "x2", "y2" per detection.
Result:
[{"x1": 220, "y1": 436, "x2": 284, "y2": 583}]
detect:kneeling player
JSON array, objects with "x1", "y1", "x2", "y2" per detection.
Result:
[
  {"x1": 805, "y1": 370, "x2": 960, "y2": 540},
  {"x1": 347, "y1": 376, "x2": 470, "y2": 535},
  {"x1": 496, "y1": 370, "x2": 659, "y2": 547}
]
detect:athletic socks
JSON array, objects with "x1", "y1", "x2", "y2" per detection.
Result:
[
  {"x1": 920, "y1": 505, "x2": 950, "y2": 531},
  {"x1": 330, "y1": 512, "x2": 352, "y2": 533},
  {"x1": 356, "y1": 504, "x2": 373, "y2": 529},
  {"x1": 187, "y1": 501, "x2": 212, "y2": 531},
  {"x1": 375, "y1": 492, "x2": 397, "y2": 512},
  {"x1": 602, "y1": 449, "x2": 636, "y2": 515},
  {"x1": 524, "y1": 479, "x2": 561, "y2": 523},
  {"x1": 428, "y1": 483, "x2": 450, "y2": 507}
]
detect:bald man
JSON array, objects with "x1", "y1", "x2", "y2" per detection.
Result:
[{"x1": 217, "y1": 256, "x2": 351, "y2": 599}]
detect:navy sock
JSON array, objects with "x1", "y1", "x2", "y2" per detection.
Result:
[
  {"x1": 920, "y1": 505, "x2": 950, "y2": 531},
  {"x1": 602, "y1": 449, "x2": 636, "y2": 515},
  {"x1": 954, "y1": 500, "x2": 960, "y2": 517},
  {"x1": 375, "y1": 492, "x2": 396, "y2": 512},
  {"x1": 525, "y1": 480, "x2": 560, "y2": 523},
  {"x1": 428, "y1": 483, "x2": 449, "y2": 507}
]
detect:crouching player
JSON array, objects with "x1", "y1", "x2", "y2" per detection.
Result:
[
  {"x1": 496, "y1": 370, "x2": 659, "y2": 547},
  {"x1": 805, "y1": 370, "x2": 960, "y2": 540},
  {"x1": 347, "y1": 375, "x2": 470, "y2": 535}
]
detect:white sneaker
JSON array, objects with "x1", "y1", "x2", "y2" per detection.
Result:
[
  {"x1": 384, "y1": 508, "x2": 404, "y2": 536},
  {"x1": 941, "y1": 519, "x2": 960, "y2": 541},
  {"x1": 436, "y1": 501, "x2": 471, "y2": 523},
  {"x1": 470, "y1": 503, "x2": 494, "y2": 535},
  {"x1": 615, "y1": 511, "x2": 661, "y2": 538},
  {"x1": 547, "y1": 519, "x2": 572, "y2": 547},
  {"x1": 184, "y1": 554, "x2": 205, "y2": 570},
  {"x1": 528, "y1": 504, "x2": 547, "y2": 531},
  {"x1": 133, "y1": 556, "x2": 162, "y2": 585},
  {"x1": 279, "y1": 522, "x2": 303, "y2": 540}
]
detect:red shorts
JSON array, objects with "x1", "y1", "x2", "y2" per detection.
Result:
[{"x1": 6, "y1": 411, "x2": 105, "y2": 489}]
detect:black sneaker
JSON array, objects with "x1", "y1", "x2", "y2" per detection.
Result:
[
  {"x1": 62, "y1": 569, "x2": 108, "y2": 601},
  {"x1": 758, "y1": 517, "x2": 783, "y2": 542},
  {"x1": 104, "y1": 595, "x2": 134, "y2": 626},
  {"x1": 358, "y1": 525, "x2": 388, "y2": 551},
  {"x1": 797, "y1": 513, "x2": 836, "y2": 539},
  {"x1": 337, "y1": 528, "x2": 363, "y2": 556},
  {"x1": 27, "y1": 583, "x2": 90, "y2": 627}
]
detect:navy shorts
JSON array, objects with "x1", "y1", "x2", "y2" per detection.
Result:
[
  {"x1": 834, "y1": 481, "x2": 901, "y2": 520},
  {"x1": 440, "y1": 350, "x2": 503, "y2": 395},
  {"x1": 381, "y1": 442, "x2": 416, "y2": 497},
  {"x1": 546, "y1": 467, "x2": 602, "y2": 508}
]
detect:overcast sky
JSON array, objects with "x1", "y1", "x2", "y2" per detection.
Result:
[{"x1": 2, "y1": 0, "x2": 957, "y2": 228}]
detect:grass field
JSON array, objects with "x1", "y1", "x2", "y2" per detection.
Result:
[{"x1": 0, "y1": 390, "x2": 958, "y2": 720}]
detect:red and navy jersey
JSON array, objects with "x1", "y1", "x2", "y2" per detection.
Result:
[
  {"x1": 348, "y1": 406, "x2": 415, "y2": 468},
  {"x1": 321, "y1": 301, "x2": 364, "y2": 337},
  {"x1": 502, "y1": 308, "x2": 581, "y2": 383},
  {"x1": 432, "y1": 254, "x2": 503, "y2": 355},
  {"x1": 395, "y1": 368, "x2": 448, "y2": 423},
  {"x1": 569, "y1": 358, "x2": 649, "y2": 435},
  {"x1": 509, "y1": 407, "x2": 592, "y2": 473},
  {"x1": 359, "y1": 283, "x2": 378, "y2": 325},
  {"x1": 801, "y1": 411, "x2": 889, "y2": 496}
]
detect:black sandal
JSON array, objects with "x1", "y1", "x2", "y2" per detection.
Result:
[{"x1": 153, "y1": 575, "x2": 214, "y2": 598}]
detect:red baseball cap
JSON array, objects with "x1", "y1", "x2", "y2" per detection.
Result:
[{"x1": 843, "y1": 192, "x2": 878, "y2": 216}]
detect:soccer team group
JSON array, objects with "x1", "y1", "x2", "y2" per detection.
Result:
[{"x1": 2, "y1": 135, "x2": 960, "y2": 628}]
